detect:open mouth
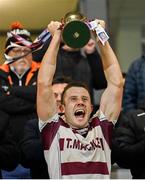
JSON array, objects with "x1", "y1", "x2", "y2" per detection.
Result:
[{"x1": 74, "y1": 109, "x2": 85, "y2": 118}]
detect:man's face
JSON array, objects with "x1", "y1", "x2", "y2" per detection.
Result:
[
  {"x1": 8, "y1": 46, "x2": 32, "y2": 75},
  {"x1": 62, "y1": 87, "x2": 93, "y2": 129},
  {"x1": 52, "y1": 83, "x2": 68, "y2": 113}
]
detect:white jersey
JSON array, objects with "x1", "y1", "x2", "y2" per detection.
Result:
[{"x1": 39, "y1": 112, "x2": 113, "y2": 179}]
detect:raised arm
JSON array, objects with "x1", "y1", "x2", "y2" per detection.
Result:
[
  {"x1": 95, "y1": 20, "x2": 124, "y2": 122},
  {"x1": 37, "y1": 21, "x2": 62, "y2": 121}
]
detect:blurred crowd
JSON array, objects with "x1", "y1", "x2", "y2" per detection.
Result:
[{"x1": 0, "y1": 13, "x2": 144, "y2": 179}]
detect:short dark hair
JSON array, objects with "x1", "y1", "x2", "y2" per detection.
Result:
[
  {"x1": 52, "y1": 76, "x2": 72, "y2": 85},
  {"x1": 61, "y1": 81, "x2": 91, "y2": 105}
]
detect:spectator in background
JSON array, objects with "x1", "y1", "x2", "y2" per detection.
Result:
[
  {"x1": 112, "y1": 100, "x2": 145, "y2": 179},
  {"x1": 20, "y1": 76, "x2": 71, "y2": 179},
  {"x1": 0, "y1": 110, "x2": 18, "y2": 178},
  {"x1": 123, "y1": 55, "x2": 145, "y2": 112},
  {"x1": 37, "y1": 19, "x2": 123, "y2": 179},
  {"x1": 0, "y1": 22, "x2": 40, "y2": 179}
]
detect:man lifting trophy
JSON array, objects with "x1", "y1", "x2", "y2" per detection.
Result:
[{"x1": 37, "y1": 10, "x2": 123, "y2": 179}]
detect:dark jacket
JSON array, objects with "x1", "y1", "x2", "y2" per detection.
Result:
[
  {"x1": 123, "y1": 55, "x2": 145, "y2": 112},
  {"x1": 0, "y1": 110, "x2": 19, "y2": 178},
  {"x1": 20, "y1": 119, "x2": 49, "y2": 179},
  {"x1": 112, "y1": 102, "x2": 145, "y2": 179},
  {"x1": 0, "y1": 61, "x2": 40, "y2": 143},
  {"x1": 55, "y1": 48, "x2": 107, "y2": 91}
]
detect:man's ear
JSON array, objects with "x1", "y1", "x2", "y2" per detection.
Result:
[{"x1": 60, "y1": 104, "x2": 65, "y2": 113}]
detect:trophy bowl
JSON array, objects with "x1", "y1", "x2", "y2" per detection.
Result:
[{"x1": 62, "y1": 12, "x2": 90, "y2": 48}]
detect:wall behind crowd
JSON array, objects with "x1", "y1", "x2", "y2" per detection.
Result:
[
  {"x1": 0, "y1": 0, "x2": 78, "y2": 63},
  {"x1": 80, "y1": 0, "x2": 145, "y2": 73},
  {"x1": 109, "y1": 0, "x2": 145, "y2": 72},
  {"x1": 0, "y1": 0, "x2": 145, "y2": 73},
  {"x1": 0, "y1": 35, "x2": 5, "y2": 63}
]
